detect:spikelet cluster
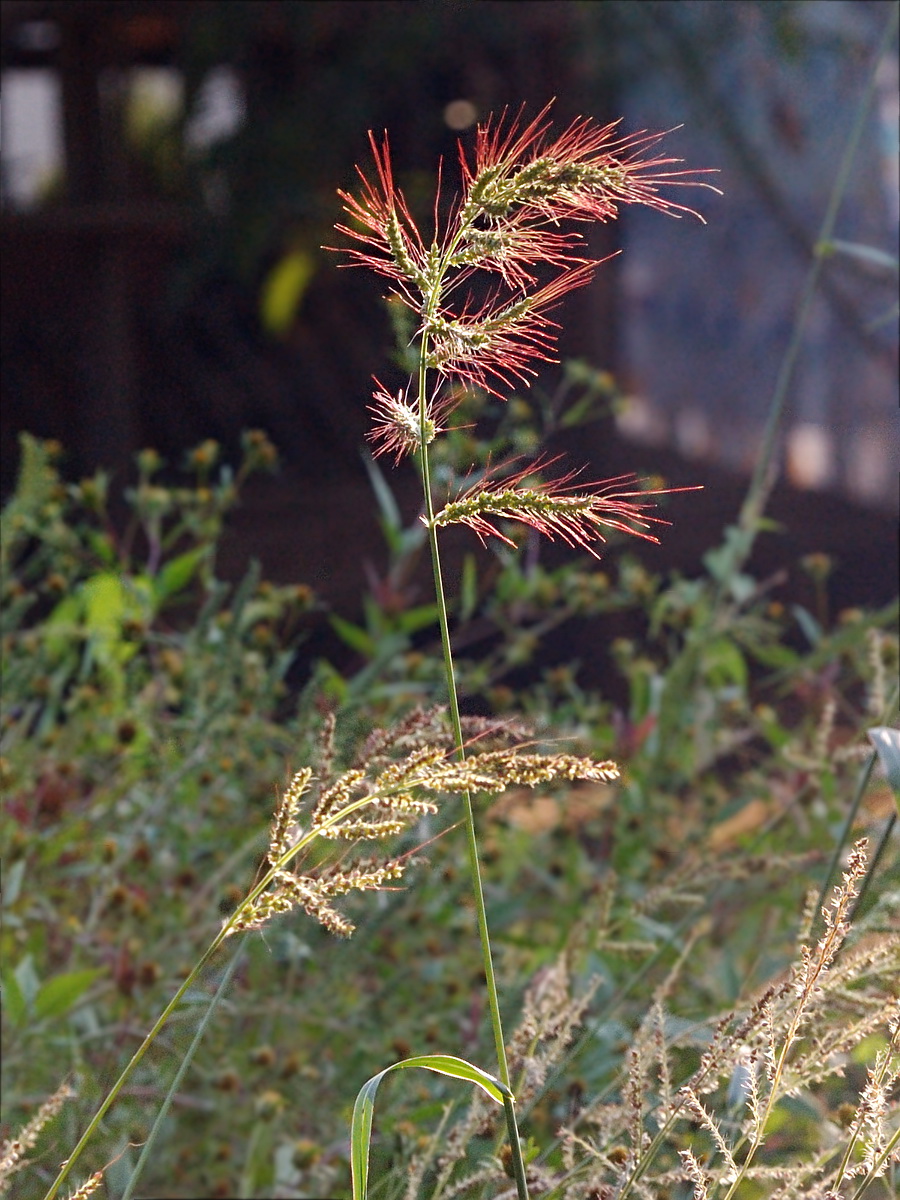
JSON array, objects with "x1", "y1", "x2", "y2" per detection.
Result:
[
  {"x1": 0, "y1": 1079, "x2": 99, "y2": 1199},
  {"x1": 416, "y1": 957, "x2": 601, "y2": 1200},
  {"x1": 229, "y1": 711, "x2": 618, "y2": 938},
  {"x1": 402, "y1": 839, "x2": 899, "y2": 1198},
  {"x1": 332, "y1": 102, "x2": 716, "y2": 553},
  {"x1": 335, "y1": 102, "x2": 718, "y2": 400},
  {"x1": 432, "y1": 462, "x2": 701, "y2": 557},
  {"x1": 551, "y1": 838, "x2": 900, "y2": 1199}
]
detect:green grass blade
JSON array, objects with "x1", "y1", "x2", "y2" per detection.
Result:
[
  {"x1": 868, "y1": 726, "x2": 900, "y2": 808},
  {"x1": 351, "y1": 1054, "x2": 511, "y2": 1200}
]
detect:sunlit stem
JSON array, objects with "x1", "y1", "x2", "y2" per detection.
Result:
[
  {"x1": 417, "y1": 324, "x2": 529, "y2": 1200},
  {"x1": 43, "y1": 931, "x2": 230, "y2": 1200},
  {"x1": 42, "y1": 790, "x2": 397, "y2": 1200}
]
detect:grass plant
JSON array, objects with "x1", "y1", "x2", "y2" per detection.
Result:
[
  {"x1": 329, "y1": 101, "x2": 718, "y2": 1197},
  {"x1": 2, "y1": 89, "x2": 898, "y2": 1200}
]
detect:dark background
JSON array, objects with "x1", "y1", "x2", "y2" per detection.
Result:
[{"x1": 2, "y1": 0, "x2": 898, "y2": 623}]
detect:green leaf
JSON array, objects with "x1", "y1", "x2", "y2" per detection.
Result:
[
  {"x1": 34, "y1": 968, "x2": 104, "y2": 1021},
  {"x1": 80, "y1": 572, "x2": 151, "y2": 645},
  {"x1": 330, "y1": 614, "x2": 376, "y2": 657},
  {"x1": 153, "y1": 547, "x2": 208, "y2": 603},
  {"x1": 1, "y1": 968, "x2": 27, "y2": 1027},
  {"x1": 239, "y1": 1119, "x2": 277, "y2": 1195},
  {"x1": 703, "y1": 637, "x2": 748, "y2": 691},
  {"x1": 0, "y1": 433, "x2": 58, "y2": 566},
  {"x1": 868, "y1": 727, "x2": 900, "y2": 809},
  {"x1": 13, "y1": 955, "x2": 40, "y2": 1011},
  {"x1": 393, "y1": 602, "x2": 439, "y2": 636},
  {"x1": 363, "y1": 454, "x2": 404, "y2": 553},
  {"x1": 351, "y1": 1055, "x2": 510, "y2": 1200},
  {"x1": 792, "y1": 604, "x2": 822, "y2": 648},
  {"x1": 46, "y1": 595, "x2": 83, "y2": 633},
  {"x1": 86, "y1": 528, "x2": 118, "y2": 566},
  {"x1": 817, "y1": 238, "x2": 899, "y2": 272},
  {"x1": 82, "y1": 572, "x2": 132, "y2": 633},
  {"x1": 313, "y1": 659, "x2": 349, "y2": 704},
  {"x1": 2, "y1": 859, "x2": 26, "y2": 908}
]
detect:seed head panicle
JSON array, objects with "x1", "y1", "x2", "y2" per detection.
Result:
[
  {"x1": 330, "y1": 100, "x2": 718, "y2": 440},
  {"x1": 460, "y1": 101, "x2": 720, "y2": 227},
  {"x1": 333, "y1": 130, "x2": 429, "y2": 297},
  {"x1": 432, "y1": 459, "x2": 702, "y2": 557},
  {"x1": 0, "y1": 1078, "x2": 76, "y2": 1188},
  {"x1": 366, "y1": 379, "x2": 453, "y2": 463},
  {"x1": 423, "y1": 262, "x2": 601, "y2": 396},
  {"x1": 230, "y1": 729, "x2": 619, "y2": 939},
  {"x1": 268, "y1": 767, "x2": 312, "y2": 863}
]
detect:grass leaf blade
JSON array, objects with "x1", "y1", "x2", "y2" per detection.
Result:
[
  {"x1": 351, "y1": 1054, "x2": 511, "y2": 1200},
  {"x1": 868, "y1": 726, "x2": 900, "y2": 807}
]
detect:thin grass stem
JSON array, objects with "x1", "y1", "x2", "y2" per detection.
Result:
[
  {"x1": 120, "y1": 938, "x2": 247, "y2": 1200},
  {"x1": 849, "y1": 1125, "x2": 900, "y2": 1200},
  {"x1": 417, "y1": 330, "x2": 530, "y2": 1199},
  {"x1": 42, "y1": 929, "x2": 232, "y2": 1200},
  {"x1": 813, "y1": 683, "x2": 898, "y2": 938},
  {"x1": 42, "y1": 786, "x2": 409, "y2": 1200}
]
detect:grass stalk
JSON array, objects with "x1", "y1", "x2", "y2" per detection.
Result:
[
  {"x1": 120, "y1": 938, "x2": 247, "y2": 1200},
  {"x1": 418, "y1": 348, "x2": 530, "y2": 1200},
  {"x1": 813, "y1": 683, "x2": 898, "y2": 936},
  {"x1": 42, "y1": 786, "x2": 412, "y2": 1200},
  {"x1": 42, "y1": 930, "x2": 233, "y2": 1200}
]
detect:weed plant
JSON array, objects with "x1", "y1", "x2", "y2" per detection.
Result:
[{"x1": 2, "y1": 94, "x2": 899, "y2": 1200}]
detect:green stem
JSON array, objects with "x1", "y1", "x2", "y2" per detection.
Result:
[
  {"x1": 849, "y1": 1124, "x2": 900, "y2": 1200},
  {"x1": 43, "y1": 788, "x2": 399, "y2": 1200},
  {"x1": 43, "y1": 929, "x2": 231, "y2": 1200},
  {"x1": 813, "y1": 683, "x2": 898, "y2": 937},
  {"x1": 417, "y1": 345, "x2": 529, "y2": 1200},
  {"x1": 120, "y1": 939, "x2": 247, "y2": 1200}
]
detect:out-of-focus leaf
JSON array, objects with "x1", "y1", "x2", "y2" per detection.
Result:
[
  {"x1": 260, "y1": 249, "x2": 315, "y2": 336},
  {"x1": 13, "y1": 955, "x2": 40, "y2": 1011},
  {"x1": 792, "y1": 605, "x2": 822, "y2": 648},
  {"x1": 34, "y1": 968, "x2": 104, "y2": 1021},
  {"x1": 1, "y1": 968, "x2": 27, "y2": 1026},
  {"x1": 153, "y1": 547, "x2": 208, "y2": 603},
  {"x1": 2, "y1": 859, "x2": 26, "y2": 908},
  {"x1": 818, "y1": 238, "x2": 898, "y2": 272},
  {"x1": 393, "y1": 603, "x2": 438, "y2": 636},
  {"x1": 330, "y1": 615, "x2": 376, "y2": 657},
  {"x1": 703, "y1": 637, "x2": 748, "y2": 691}
]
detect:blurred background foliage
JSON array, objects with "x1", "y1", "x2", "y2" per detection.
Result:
[{"x1": 2, "y1": 0, "x2": 896, "y2": 661}]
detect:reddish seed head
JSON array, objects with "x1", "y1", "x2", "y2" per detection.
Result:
[
  {"x1": 432, "y1": 457, "x2": 703, "y2": 559},
  {"x1": 331, "y1": 102, "x2": 716, "y2": 494},
  {"x1": 332, "y1": 104, "x2": 717, "y2": 400}
]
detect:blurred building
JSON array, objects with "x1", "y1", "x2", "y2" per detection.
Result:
[{"x1": 615, "y1": 1, "x2": 898, "y2": 512}]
